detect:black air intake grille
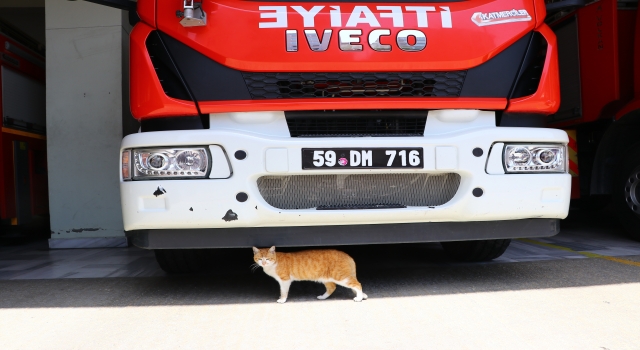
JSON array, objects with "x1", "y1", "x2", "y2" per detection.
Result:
[
  {"x1": 257, "y1": 173, "x2": 461, "y2": 210},
  {"x1": 285, "y1": 110, "x2": 427, "y2": 137},
  {"x1": 511, "y1": 32, "x2": 548, "y2": 98},
  {"x1": 146, "y1": 32, "x2": 192, "y2": 101},
  {"x1": 242, "y1": 71, "x2": 467, "y2": 99}
]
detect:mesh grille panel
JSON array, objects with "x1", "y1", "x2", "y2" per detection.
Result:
[
  {"x1": 257, "y1": 173, "x2": 461, "y2": 210},
  {"x1": 243, "y1": 72, "x2": 467, "y2": 99}
]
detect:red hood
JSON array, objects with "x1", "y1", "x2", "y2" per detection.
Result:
[{"x1": 156, "y1": 0, "x2": 541, "y2": 72}]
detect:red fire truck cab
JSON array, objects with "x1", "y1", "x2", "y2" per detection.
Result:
[
  {"x1": 548, "y1": 0, "x2": 640, "y2": 239},
  {"x1": 88, "y1": 0, "x2": 575, "y2": 271}
]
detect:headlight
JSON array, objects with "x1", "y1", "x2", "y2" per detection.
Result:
[
  {"x1": 503, "y1": 144, "x2": 566, "y2": 173},
  {"x1": 124, "y1": 147, "x2": 210, "y2": 180}
]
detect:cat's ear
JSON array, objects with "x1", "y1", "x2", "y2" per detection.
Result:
[
  {"x1": 269, "y1": 246, "x2": 276, "y2": 253},
  {"x1": 252, "y1": 247, "x2": 259, "y2": 254}
]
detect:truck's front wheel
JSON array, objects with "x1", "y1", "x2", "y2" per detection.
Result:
[
  {"x1": 614, "y1": 146, "x2": 640, "y2": 241},
  {"x1": 154, "y1": 249, "x2": 208, "y2": 273},
  {"x1": 441, "y1": 239, "x2": 511, "y2": 262}
]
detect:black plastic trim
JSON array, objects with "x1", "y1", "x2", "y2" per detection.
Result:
[
  {"x1": 316, "y1": 204, "x2": 406, "y2": 210},
  {"x1": 460, "y1": 33, "x2": 532, "y2": 98},
  {"x1": 286, "y1": 110, "x2": 430, "y2": 119},
  {"x1": 546, "y1": 0, "x2": 586, "y2": 13},
  {"x1": 285, "y1": 109, "x2": 428, "y2": 137},
  {"x1": 510, "y1": 32, "x2": 547, "y2": 99},
  {"x1": 141, "y1": 116, "x2": 205, "y2": 132},
  {"x1": 158, "y1": 30, "x2": 535, "y2": 102},
  {"x1": 160, "y1": 32, "x2": 252, "y2": 101},
  {"x1": 246, "y1": 0, "x2": 461, "y2": 2},
  {"x1": 127, "y1": 219, "x2": 559, "y2": 249},
  {"x1": 146, "y1": 31, "x2": 194, "y2": 101},
  {"x1": 498, "y1": 113, "x2": 547, "y2": 127},
  {"x1": 243, "y1": 71, "x2": 466, "y2": 99}
]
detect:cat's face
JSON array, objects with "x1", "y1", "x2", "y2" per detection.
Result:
[{"x1": 252, "y1": 246, "x2": 277, "y2": 267}]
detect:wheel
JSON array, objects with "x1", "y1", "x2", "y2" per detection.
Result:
[
  {"x1": 153, "y1": 249, "x2": 208, "y2": 273},
  {"x1": 441, "y1": 239, "x2": 511, "y2": 262},
  {"x1": 613, "y1": 145, "x2": 640, "y2": 240}
]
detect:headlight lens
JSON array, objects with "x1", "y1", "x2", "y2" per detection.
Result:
[
  {"x1": 128, "y1": 147, "x2": 210, "y2": 180},
  {"x1": 504, "y1": 144, "x2": 566, "y2": 173}
]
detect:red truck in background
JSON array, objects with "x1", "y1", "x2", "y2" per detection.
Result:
[
  {"x1": 547, "y1": 0, "x2": 640, "y2": 239},
  {"x1": 0, "y1": 20, "x2": 48, "y2": 237}
]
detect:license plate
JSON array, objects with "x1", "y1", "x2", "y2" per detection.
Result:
[{"x1": 302, "y1": 148, "x2": 423, "y2": 169}]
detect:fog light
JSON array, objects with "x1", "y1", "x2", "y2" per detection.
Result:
[{"x1": 504, "y1": 144, "x2": 565, "y2": 173}]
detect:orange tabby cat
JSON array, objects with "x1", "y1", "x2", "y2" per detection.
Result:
[{"x1": 252, "y1": 246, "x2": 368, "y2": 303}]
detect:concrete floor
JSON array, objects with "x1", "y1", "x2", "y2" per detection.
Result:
[{"x1": 1, "y1": 213, "x2": 640, "y2": 349}]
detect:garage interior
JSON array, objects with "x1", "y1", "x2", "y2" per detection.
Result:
[
  {"x1": 0, "y1": 0, "x2": 639, "y2": 268},
  {"x1": 0, "y1": 2, "x2": 639, "y2": 348},
  {"x1": 1, "y1": 0, "x2": 138, "y2": 248}
]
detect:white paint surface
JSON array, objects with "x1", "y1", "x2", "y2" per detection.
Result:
[
  {"x1": 265, "y1": 148, "x2": 289, "y2": 173},
  {"x1": 208, "y1": 145, "x2": 232, "y2": 179},
  {"x1": 486, "y1": 142, "x2": 505, "y2": 174},
  {"x1": 120, "y1": 111, "x2": 570, "y2": 231},
  {"x1": 435, "y1": 146, "x2": 458, "y2": 170}
]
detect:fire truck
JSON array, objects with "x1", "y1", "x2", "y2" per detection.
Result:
[
  {"x1": 548, "y1": 0, "x2": 640, "y2": 240},
  {"x1": 87, "y1": 0, "x2": 576, "y2": 272},
  {"x1": 0, "y1": 21, "x2": 48, "y2": 237}
]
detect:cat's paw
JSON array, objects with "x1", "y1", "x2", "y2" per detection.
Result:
[
  {"x1": 277, "y1": 298, "x2": 287, "y2": 304},
  {"x1": 317, "y1": 294, "x2": 329, "y2": 300},
  {"x1": 353, "y1": 296, "x2": 363, "y2": 302},
  {"x1": 363, "y1": 293, "x2": 368, "y2": 300}
]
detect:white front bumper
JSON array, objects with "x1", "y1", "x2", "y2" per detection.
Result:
[{"x1": 120, "y1": 111, "x2": 570, "y2": 231}]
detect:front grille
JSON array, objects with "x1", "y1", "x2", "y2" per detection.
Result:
[
  {"x1": 146, "y1": 32, "x2": 192, "y2": 101},
  {"x1": 511, "y1": 32, "x2": 547, "y2": 98},
  {"x1": 243, "y1": 71, "x2": 467, "y2": 99},
  {"x1": 286, "y1": 110, "x2": 427, "y2": 137},
  {"x1": 257, "y1": 173, "x2": 461, "y2": 210}
]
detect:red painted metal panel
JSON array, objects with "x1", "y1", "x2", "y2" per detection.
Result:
[
  {"x1": 0, "y1": 32, "x2": 45, "y2": 220},
  {"x1": 1, "y1": 132, "x2": 16, "y2": 219},
  {"x1": 198, "y1": 97, "x2": 507, "y2": 114},
  {"x1": 1, "y1": 130, "x2": 47, "y2": 219},
  {"x1": 130, "y1": 23, "x2": 199, "y2": 119},
  {"x1": 137, "y1": 0, "x2": 156, "y2": 28},
  {"x1": 533, "y1": 0, "x2": 547, "y2": 28},
  {"x1": 613, "y1": 6, "x2": 639, "y2": 120},
  {"x1": 576, "y1": 0, "x2": 619, "y2": 123},
  {"x1": 156, "y1": 0, "x2": 539, "y2": 72},
  {"x1": 615, "y1": 98, "x2": 640, "y2": 120},
  {"x1": 0, "y1": 60, "x2": 4, "y2": 219},
  {"x1": 0, "y1": 34, "x2": 45, "y2": 82},
  {"x1": 635, "y1": 5, "x2": 640, "y2": 99},
  {"x1": 617, "y1": 9, "x2": 636, "y2": 105},
  {"x1": 28, "y1": 140, "x2": 48, "y2": 216}
]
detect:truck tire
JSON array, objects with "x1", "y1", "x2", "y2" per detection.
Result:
[
  {"x1": 613, "y1": 145, "x2": 640, "y2": 241},
  {"x1": 153, "y1": 249, "x2": 208, "y2": 273},
  {"x1": 441, "y1": 239, "x2": 511, "y2": 262}
]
